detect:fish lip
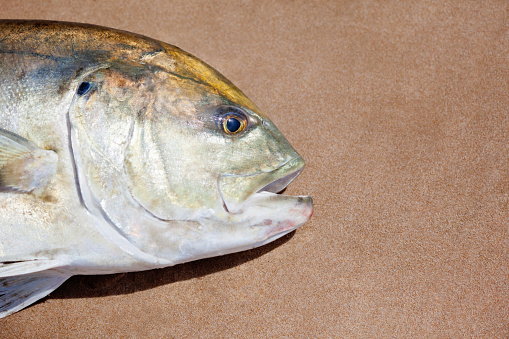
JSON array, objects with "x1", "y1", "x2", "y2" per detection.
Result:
[{"x1": 218, "y1": 156, "x2": 307, "y2": 214}]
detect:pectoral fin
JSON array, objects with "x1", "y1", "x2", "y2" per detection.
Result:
[
  {"x1": 0, "y1": 260, "x2": 69, "y2": 317},
  {"x1": 0, "y1": 128, "x2": 58, "y2": 192},
  {"x1": 0, "y1": 270, "x2": 70, "y2": 318}
]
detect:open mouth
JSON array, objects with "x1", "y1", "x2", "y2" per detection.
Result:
[
  {"x1": 211, "y1": 155, "x2": 314, "y2": 254},
  {"x1": 257, "y1": 167, "x2": 303, "y2": 195},
  {"x1": 218, "y1": 156, "x2": 309, "y2": 214}
]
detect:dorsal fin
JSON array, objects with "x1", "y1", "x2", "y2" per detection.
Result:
[{"x1": 0, "y1": 128, "x2": 58, "y2": 192}]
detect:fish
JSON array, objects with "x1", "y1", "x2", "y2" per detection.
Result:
[{"x1": 0, "y1": 20, "x2": 313, "y2": 318}]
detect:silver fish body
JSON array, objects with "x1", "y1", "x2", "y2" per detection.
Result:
[{"x1": 0, "y1": 21, "x2": 313, "y2": 317}]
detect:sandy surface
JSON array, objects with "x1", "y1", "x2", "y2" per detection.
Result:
[{"x1": 1, "y1": 1, "x2": 508, "y2": 337}]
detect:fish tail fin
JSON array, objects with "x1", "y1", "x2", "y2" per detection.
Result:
[{"x1": 0, "y1": 270, "x2": 70, "y2": 318}]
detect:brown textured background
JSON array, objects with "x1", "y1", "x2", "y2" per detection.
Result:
[{"x1": 1, "y1": 0, "x2": 508, "y2": 337}]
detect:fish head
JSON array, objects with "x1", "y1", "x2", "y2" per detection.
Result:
[{"x1": 70, "y1": 47, "x2": 313, "y2": 263}]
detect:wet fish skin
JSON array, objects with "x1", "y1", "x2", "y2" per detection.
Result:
[{"x1": 0, "y1": 21, "x2": 313, "y2": 317}]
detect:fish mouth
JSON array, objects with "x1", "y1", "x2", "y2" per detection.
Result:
[
  {"x1": 219, "y1": 156, "x2": 313, "y2": 240},
  {"x1": 218, "y1": 156, "x2": 313, "y2": 237},
  {"x1": 218, "y1": 156, "x2": 306, "y2": 213}
]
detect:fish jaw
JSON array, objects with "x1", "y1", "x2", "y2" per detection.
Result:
[
  {"x1": 213, "y1": 155, "x2": 313, "y2": 252},
  {"x1": 236, "y1": 192, "x2": 314, "y2": 241},
  {"x1": 174, "y1": 192, "x2": 313, "y2": 262}
]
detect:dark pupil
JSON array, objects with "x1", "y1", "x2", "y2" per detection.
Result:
[
  {"x1": 77, "y1": 82, "x2": 91, "y2": 95},
  {"x1": 226, "y1": 117, "x2": 241, "y2": 132}
]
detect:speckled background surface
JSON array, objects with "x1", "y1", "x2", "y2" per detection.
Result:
[{"x1": 1, "y1": 1, "x2": 508, "y2": 337}]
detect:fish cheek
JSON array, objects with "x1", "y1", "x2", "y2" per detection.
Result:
[
  {"x1": 124, "y1": 116, "x2": 222, "y2": 219},
  {"x1": 121, "y1": 81, "x2": 233, "y2": 218}
]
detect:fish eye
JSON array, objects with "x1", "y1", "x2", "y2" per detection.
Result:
[
  {"x1": 77, "y1": 82, "x2": 92, "y2": 96},
  {"x1": 220, "y1": 110, "x2": 248, "y2": 135}
]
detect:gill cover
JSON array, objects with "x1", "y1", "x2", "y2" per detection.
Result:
[{"x1": 69, "y1": 62, "x2": 195, "y2": 264}]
